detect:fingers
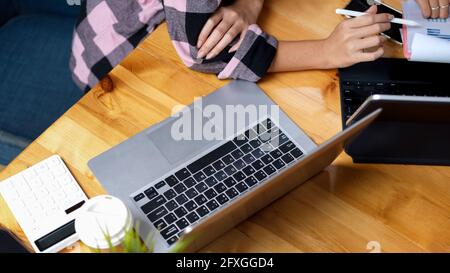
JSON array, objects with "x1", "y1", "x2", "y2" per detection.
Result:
[
  {"x1": 356, "y1": 46, "x2": 385, "y2": 63},
  {"x1": 417, "y1": 0, "x2": 432, "y2": 18},
  {"x1": 197, "y1": 20, "x2": 233, "y2": 59},
  {"x1": 348, "y1": 12, "x2": 394, "y2": 28},
  {"x1": 366, "y1": 5, "x2": 378, "y2": 15},
  {"x1": 432, "y1": 0, "x2": 442, "y2": 18},
  {"x1": 439, "y1": 0, "x2": 450, "y2": 18},
  {"x1": 197, "y1": 12, "x2": 222, "y2": 48},
  {"x1": 430, "y1": 0, "x2": 440, "y2": 18},
  {"x1": 353, "y1": 22, "x2": 391, "y2": 38},
  {"x1": 416, "y1": 0, "x2": 449, "y2": 18},
  {"x1": 229, "y1": 31, "x2": 246, "y2": 53},
  {"x1": 206, "y1": 25, "x2": 241, "y2": 59},
  {"x1": 354, "y1": 35, "x2": 387, "y2": 51}
]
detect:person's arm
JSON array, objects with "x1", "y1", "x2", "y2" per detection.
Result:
[
  {"x1": 416, "y1": 0, "x2": 449, "y2": 19},
  {"x1": 197, "y1": 0, "x2": 265, "y2": 59},
  {"x1": 70, "y1": 0, "x2": 165, "y2": 91},
  {"x1": 269, "y1": 6, "x2": 392, "y2": 72}
]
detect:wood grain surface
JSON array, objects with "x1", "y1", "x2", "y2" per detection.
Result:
[{"x1": 2, "y1": 0, "x2": 447, "y2": 253}]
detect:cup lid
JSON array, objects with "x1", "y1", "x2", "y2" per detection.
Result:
[{"x1": 75, "y1": 195, "x2": 131, "y2": 249}]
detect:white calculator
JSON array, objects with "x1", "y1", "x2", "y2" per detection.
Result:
[{"x1": 0, "y1": 155, "x2": 88, "y2": 253}]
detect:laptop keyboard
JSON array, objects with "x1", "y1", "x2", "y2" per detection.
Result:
[
  {"x1": 132, "y1": 119, "x2": 304, "y2": 246},
  {"x1": 341, "y1": 81, "x2": 450, "y2": 121}
]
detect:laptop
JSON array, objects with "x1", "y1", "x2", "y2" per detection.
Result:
[
  {"x1": 339, "y1": 58, "x2": 450, "y2": 126},
  {"x1": 88, "y1": 81, "x2": 380, "y2": 252}
]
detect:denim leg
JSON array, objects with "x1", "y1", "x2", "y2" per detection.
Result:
[
  {"x1": 0, "y1": 15, "x2": 83, "y2": 164},
  {"x1": 0, "y1": 0, "x2": 17, "y2": 26}
]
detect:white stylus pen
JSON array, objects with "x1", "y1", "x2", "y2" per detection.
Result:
[{"x1": 336, "y1": 8, "x2": 420, "y2": 27}]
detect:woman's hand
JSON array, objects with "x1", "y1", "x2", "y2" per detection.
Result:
[
  {"x1": 416, "y1": 0, "x2": 449, "y2": 19},
  {"x1": 321, "y1": 6, "x2": 392, "y2": 69},
  {"x1": 197, "y1": 0, "x2": 264, "y2": 60}
]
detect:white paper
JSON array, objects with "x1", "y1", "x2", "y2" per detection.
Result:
[
  {"x1": 410, "y1": 33, "x2": 450, "y2": 62},
  {"x1": 403, "y1": 0, "x2": 450, "y2": 63}
]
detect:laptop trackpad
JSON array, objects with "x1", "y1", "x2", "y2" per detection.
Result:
[{"x1": 146, "y1": 114, "x2": 221, "y2": 165}]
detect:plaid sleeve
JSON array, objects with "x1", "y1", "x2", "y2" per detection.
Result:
[
  {"x1": 164, "y1": 0, "x2": 278, "y2": 82},
  {"x1": 71, "y1": 0, "x2": 277, "y2": 91},
  {"x1": 70, "y1": 0, "x2": 165, "y2": 91},
  {"x1": 217, "y1": 25, "x2": 278, "y2": 81}
]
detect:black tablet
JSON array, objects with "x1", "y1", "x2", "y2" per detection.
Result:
[
  {"x1": 345, "y1": 95, "x2": 450, "y2": 165},
  {"x1": 0, "y1": 229, "x2": 29, "y2": 253}
]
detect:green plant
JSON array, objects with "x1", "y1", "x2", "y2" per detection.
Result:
[{"x1": 93, "y1": 222, "x2": 194, "y2": 253}]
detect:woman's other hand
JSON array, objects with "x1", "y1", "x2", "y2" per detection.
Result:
[
  {"x1": 416, "y1": 0, "x2": 449, "y2": 19},
  {"x1": 197, "y1": 0, "x2": 264, "y2": 60},
  {"x1": 321, "y1": 6, "x2": 392, "y2": 69}
]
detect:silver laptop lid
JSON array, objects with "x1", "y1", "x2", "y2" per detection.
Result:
[{"x1": 179, "y1": 109, "x2": 382, "y2": 252}]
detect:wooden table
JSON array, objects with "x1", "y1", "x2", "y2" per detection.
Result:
[{"x1": 2, "y1": 0, "x2": 448, "y2": 253}]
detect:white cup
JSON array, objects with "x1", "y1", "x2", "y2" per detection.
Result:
[{"x1": 75, "y1": 195, "x2": 132, "y2": 250}]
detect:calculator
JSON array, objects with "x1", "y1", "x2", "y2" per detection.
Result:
[{"x1": 0, "y1": 155, "x2": 88, "y2": 253}]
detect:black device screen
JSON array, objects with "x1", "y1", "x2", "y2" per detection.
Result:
[
  {"x1": 0, "y1": 229, "x2": 29, "y2": 253},
  {"x1": 34, "y1": 219, "x2": 77, "y2": 252},
  {"x1": 345, "y1": 98, "x2": 450, "y2": 165},
  {"x1": 345, "y1": 0, "x2": 403, "y2": 43}
]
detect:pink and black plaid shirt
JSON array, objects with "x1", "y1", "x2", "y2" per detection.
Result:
[{"x1": 70, "y1": 0, "x2": 278, "y2": 91}]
